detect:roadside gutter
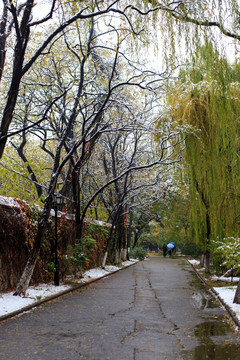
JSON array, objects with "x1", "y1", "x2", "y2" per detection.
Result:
[{"x1": 185, "y1": 257, "x2": 240, "y2": 329}]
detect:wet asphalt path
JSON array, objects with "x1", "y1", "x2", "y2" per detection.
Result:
[{"x1": 1, "y1": 256, "x2": 240, "y2": 360}]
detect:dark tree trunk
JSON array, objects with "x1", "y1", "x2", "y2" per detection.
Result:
[
  {"x1": 14, "y1": 195, "x2": 53, "y2": 296},
  {"x1": 0, "y1": 0, "x2": 34, "y2": 159},
  {"x1": 0, "y1": 1, "x2": 8, "y2": 83},
  {"x1": 195, "y1": 178, "x2": 211, "y2": 273},
  {"x1": 133, "y1": 229, "x2": 139, "y2": 248},
  {"x1": 126, "y1": 206, "x2": 133, "y2": 260},
  {"x1": 204, "y1": 249, "x2": 210, "y2": 273},
  {"x1": 204, "y1": 212, "x2": 211, "y2": 273},
  {"x1": 233, "y1": 280, "x2": 240, "y2": 304},
  {"x1": 72, "y1": 168, "x2": 81, "y2": 239}
]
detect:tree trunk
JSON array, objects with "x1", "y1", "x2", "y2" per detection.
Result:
[
  {"x1": 0, "y1": 2, "x2": 8, "y2": 83},
  {"x1": 200, "y1": 253, "x2": 205, "y2": 267},
  {"x1": 121, "y1": 248, "x2": 127, "y2": 261},
  {"x1": 233, "y1": 279, "x2": 240, "y2": 304},
  {"x1": 60, "y1": 163, "x2": 74, "y2": 213},
  {"x1": 114, "y1": 205, "x2": 126, "y2": 264},
  {"x1": 102, "y1": 224, "x2": 115, "y2": 268},
  {"x1": 72, "y1": 168, "x2": 81, "y2": 239},
  {"x1": 133, "y1": 229, "x2": 139, "y2": 248},
  {"x1": 13, "y1": 248, "x2": 39, "y2": 296},
  {"x1": 127, "y1": 209, "x2": 133, "y2": 260},
  {"x1": 120, "y1": 220, "x2": 127, "y2": 261},
  {"x1": 14, "y1": 195, "x2": 53, "y2": 296},
  {"x1": 0, "y1": 0, "x2": 34, "y2": 159},
  {"x1": 200, "y1": 250, "x2": 210, "y2": 273},
  {"x1": 204, "y1": 249, "x2": 210, "y2": 274},
  {"x1": 102, "y1": 251, "x2": 108, "y2": 269},
  {"x1": 115, "y1": 249, "x2": 120, "y2": 264},
  {"x1": 194, "y1": 178, "x2": 211, "y2": 273}
]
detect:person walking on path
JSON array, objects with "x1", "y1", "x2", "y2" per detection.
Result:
[
  {"x1": 162, "y1": 243, "x2": 168, "y2": 257},
  {"x1": 167, "y1": 242, "x2": 175, "y2": 256}
]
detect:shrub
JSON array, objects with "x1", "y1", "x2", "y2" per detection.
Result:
[
  {"x1": 67, "y1": 237, "x2": 96, "y2": 275},
  {"x1": 180, "y1": 243, "x2": 202, "y2": 257},
  {"x1": 129, "y1": 246, "x2": 146, "y2": 261},
  {"x1": 211, "y1": 237, "x2": 240, "y2": 275},
  {"x1": 83, "y1": 224, "x2": 109, "y2": 269}
]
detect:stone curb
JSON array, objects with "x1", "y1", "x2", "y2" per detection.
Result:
[
  {"x1": 0, "y1": 261, "x2": 137, "y2": 323},
  {"x1": 185, "y1": 257, "x2": 240, "y2": 329}
]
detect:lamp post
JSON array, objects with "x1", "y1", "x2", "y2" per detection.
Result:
[{"x1": 53, "y1": 192, "x2": 64, "y2": 286}]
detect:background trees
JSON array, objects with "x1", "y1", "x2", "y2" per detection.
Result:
[
  {"x1": 1, "y1": 0, "x2": 240, "y2": 300},
  {"x1": 0, "y1": 0, "x2": 156, "y2": 158},
  {"x1": 2, "y1": 0, "x2": 185, "y2": 295}
]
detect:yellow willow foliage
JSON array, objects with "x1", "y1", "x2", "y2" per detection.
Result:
[{"x1": 167, "y1": 66, "x2": 240, "y2": 246}]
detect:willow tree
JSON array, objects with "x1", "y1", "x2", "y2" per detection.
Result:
[{"x1": 166, "y1": 44, "x2": 240, "y2": 272}]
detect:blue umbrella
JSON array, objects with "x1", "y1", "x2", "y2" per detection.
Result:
[{"x1": 167, "y1": 243, "x2": 174, "y2": 249}]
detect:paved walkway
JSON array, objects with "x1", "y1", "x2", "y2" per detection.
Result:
[{"x1": 1, "y1": 256, "x2": 240, "y2": 359}]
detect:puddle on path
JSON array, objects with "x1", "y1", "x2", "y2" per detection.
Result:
[
  {"x1": 180, "y1": 262, "x2": 240, "y2": 359},
  {"x1": 183, "y1": 343, "x2": 240, "y2": 360},
  {"x1": 191, "y1": 290, "x2": 219, "y2": 310},
  {"x1": 181, "y1": 315, "x2": 240, "y2": 359},
  {"x1": 195, "y1": 316, "x2": 233, "y2": 338},
  {"x1": 187, "y1": 271, "x2": 220, "y2": 310}
]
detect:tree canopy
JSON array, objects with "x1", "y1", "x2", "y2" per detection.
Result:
[{"x1": 1, "y1": 0, "x2": 240, "y2": 296}]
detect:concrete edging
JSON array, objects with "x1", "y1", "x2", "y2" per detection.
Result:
[
  {"x1": 185, "y1": 257, "x2": 240, "y2": 329},
  {"x1": 0, "y1": 261, "x2": 137, "y2": 323}
]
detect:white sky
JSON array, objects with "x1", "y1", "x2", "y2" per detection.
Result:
[{"x1": 0, "y1": 1, "x2": 238, "y2": 68}]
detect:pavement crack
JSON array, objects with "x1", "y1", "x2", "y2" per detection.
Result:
[
  {"x1": 120, "y1": 320, "x2": 137, "y2": 344},
  {"x1": 146, "y1": 272, "x2": 185, "y2": 350},
  {"x1": 109, "y1": 278, "x2": 137, "y2": 317}
]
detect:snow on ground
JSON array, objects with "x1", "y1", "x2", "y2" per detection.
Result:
[
  {"x1": 0, "y1": 284, "x2": 71, "y2": 317},
  {"x1": 214, "y1": 286, "x2": 240, "y2": 321},
  {"x1": 0, "y1": 260, "x2": 138, "y2": 318},
  {"x1": 188, "y1": 258, "x2": 240, "y2": 323},
  {"x1": 212, "y1": 275, "x2": 240, "y2": 283},
  {"x1": 188, "y1": 259, "x2": 200, "y2": 266}
]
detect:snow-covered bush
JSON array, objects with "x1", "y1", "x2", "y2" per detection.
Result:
[{"x1": 211, "y1": 237, "x2": 240, "y2": 275}]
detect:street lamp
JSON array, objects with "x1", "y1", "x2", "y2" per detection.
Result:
[{"x1": 53, "y1": 192, "x2": 64, "y2": 286}]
